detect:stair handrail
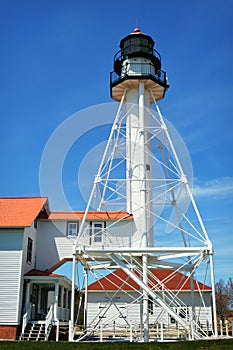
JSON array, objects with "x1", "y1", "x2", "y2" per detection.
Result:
[
  {"x1": 22, "y1": 303, "x2": 31, "y2": 335},
  {"x1": 45, "y1": 304, "x2": 54, "y2": 338}
]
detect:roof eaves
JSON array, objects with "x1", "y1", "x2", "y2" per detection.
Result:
[{"x1": 0, "y1": 225, "x2": 26, "y2": 229}]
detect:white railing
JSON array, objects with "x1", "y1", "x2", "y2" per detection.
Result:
[
  {"x1": 219, "y1": 320, "x2": 233, "y2": 337},
  {"x1": 22, "y1": 303, "x2": 31, "y2": 335},
  {"x1": 45, "y1": 304, "x2": 54, "y2": 339}
]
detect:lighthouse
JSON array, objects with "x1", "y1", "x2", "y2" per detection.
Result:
[
  {"x1": 110, "y1": 29, "x2": 169, "y2": 341},
  {"x1": 74, "y1": 29, "x2": 217, "y2": 342}
]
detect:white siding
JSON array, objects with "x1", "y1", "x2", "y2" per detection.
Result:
[
  {"x1": 127, "y1": 302, "x2": 140, "y2": 325},
  {"x1": 106, "y1": 221, "x2": 135, "y2": 248},
  {"x1": 178, "y1": 291, "x2": 211, "y2": 307},
  {"x1": 195, "y1": 306, "x2": 212, "y2": 330},
  {"x1": 0, "y1": 229, "x2": 24, "y2": 324},
  {"x1": 36, "y1": 221, "x2": 74, "y2": 270},
  {"x1": 0, "y1": 230, "x2": 23, "y2": 250}
]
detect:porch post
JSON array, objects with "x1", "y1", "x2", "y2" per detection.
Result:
[
  {"x1": 65, "y1": 288, "x2": 69, "y2": 321},
  {"x1": 54, "y1": 282, "x2": 59, "y2": 320},
  {"x1": 38, "y1": 285, "x2": 42, "y2": 315},
  {"x1": 61, "y1": 286, "x2": 64, "y2": 321},
  {"x1": 70, "y1": 248, "x2": 76, "y2": 341},
  {"x1": 24, "y1": 281, "x2": 31, "y2": 313}
]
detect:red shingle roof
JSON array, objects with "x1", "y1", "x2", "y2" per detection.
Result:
[
  {"x1": 48, "y1": 211, "x2": 133, "y2": 221},
  {"x1": 88, "y1": 269, "x2": 211, "y2": 292},
  {"x1": 0, "y1": 197, "x2": 48, "y2": 227}
]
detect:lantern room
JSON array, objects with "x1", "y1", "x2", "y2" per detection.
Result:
[{"x1": 110, "y1": 28, "x2": 169, "y2": 102}]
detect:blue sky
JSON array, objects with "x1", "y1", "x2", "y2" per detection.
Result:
[{"x1": 1, "y1": 0, "x2": 233, "y2": 282}]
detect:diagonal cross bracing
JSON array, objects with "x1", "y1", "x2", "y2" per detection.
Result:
[{"x1": 109, "y1": 252, "x2": 202, "y2": 339}]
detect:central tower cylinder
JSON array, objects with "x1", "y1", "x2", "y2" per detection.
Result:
[{"x1": 125, "y1": 85, "x2": 153, "y2": 248}]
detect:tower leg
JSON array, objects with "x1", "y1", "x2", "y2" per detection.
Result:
[
  {"x1": 210, "y1": 254, "x2": 218, "y2": 337},
  {"x1": 142, "y1": 254, "x2": 149, "y2": 342},
  {"x1": 84, "y1": 269, "x2": 88, "y2": 332},
  {"x1": 70, "y1": 252, "x2": 76, "y2": 341}
]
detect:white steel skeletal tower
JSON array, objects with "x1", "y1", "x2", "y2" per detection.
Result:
[{"x1": 71, "y1": 28, "x2": 217, "y2": 342}]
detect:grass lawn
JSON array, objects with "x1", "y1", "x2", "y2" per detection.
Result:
[{"x1": 0, "y1": 339, "x2": 233, "y2": 350}]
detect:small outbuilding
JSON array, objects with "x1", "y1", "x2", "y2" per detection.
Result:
[{"x1": 86, "y1": 269, "x2": 212, "y2": 336}]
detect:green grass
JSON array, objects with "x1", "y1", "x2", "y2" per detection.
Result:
[{"x1": 0, "y1": 339, "x2": 233, "y2": 350}]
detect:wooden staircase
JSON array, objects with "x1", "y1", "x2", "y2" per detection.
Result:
[{"x1": 20, "y1": 322, "x2": 51, "y2": 341}]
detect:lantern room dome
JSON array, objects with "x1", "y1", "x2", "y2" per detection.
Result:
[
  {"x1": 118, "y1": 28, "x2": 160, "y2": 69},
  {"x1": 120, "y1": 27, "x2": 155, "y2": 56}
]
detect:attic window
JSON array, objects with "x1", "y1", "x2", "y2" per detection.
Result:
[{"x1": 67, "y1": 222, "x2": 79, "y2": 236}]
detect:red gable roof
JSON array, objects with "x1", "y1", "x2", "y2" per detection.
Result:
[
  {"x1": 48, "y1": 211, "x2": 133, "y2": 221},
  {"x1": 88, "y1": 269, "x2": 211, "y2": 292},
  {"x1": 0, "y1": 197, "x2": 48, "y2": 227}
]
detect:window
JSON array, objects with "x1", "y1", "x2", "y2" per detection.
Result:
[
  {"x1": 63, "y1": 288, "x2": 66, "y2": 308},
  {"x1": 148, "y1": 296, "x2": 153, "y2": 315},
  {"x1": 93, "y1": 223, "x2": 103, "y2": 243},
  {"x1": 58, "y1": 286, "x2": 61, "y2": 307},
  {"x1": 27, "y1": 238, "x2": 33, "y2": 264},
  {"x1": 34, "y1": 219, "x2": 38, "y2": 229},
  {"x1": 68, "y1": 291, "x2": 71, "y2": 309},
  {"x1": 170, "y1": 316, "x2": 176, "y2": 324},
  {"x1": 67, "y1": 222, "x2": 79, "y2": 236},
  {"x1": 90, "y1": 222, "x2": 105, "y2": 244}
]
